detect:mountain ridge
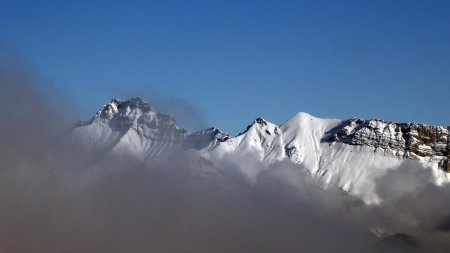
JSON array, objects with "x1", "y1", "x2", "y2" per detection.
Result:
[{"x1": 70, "y1": 97, "x2": 450, "y2": 204}]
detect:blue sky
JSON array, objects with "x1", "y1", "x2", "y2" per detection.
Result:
[{"x1": 1, "y1": 0, "x2": 449, "y2": 134}]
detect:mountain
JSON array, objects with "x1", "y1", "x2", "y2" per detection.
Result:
[
  {"x1": 70, "y1": 97, "x2": 450, "y2": 204},
  {"x1": 71, "y1": 97, "x2": 228, "y2": 159}
]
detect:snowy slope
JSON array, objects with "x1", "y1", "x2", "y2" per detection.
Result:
[
  {"x1": 70, "y1": 97, "x2": 450, "y2": 204},
  {"x1": 70, "y1": 97, "x2": 228, "y2": 161},
  {"x1": 201, "y1": 112, "x2": 450, "y2": 204}
]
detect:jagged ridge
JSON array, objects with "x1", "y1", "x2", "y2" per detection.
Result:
[
  {"x1": 325, "y1": 118, "x2": 450, "y2": 171},
  {"x1": 70, "y1": 98, "x2": 450, "y2": 204},
  {"x1": 71, "y1": 97, "x2": 229, "y2": 157}
]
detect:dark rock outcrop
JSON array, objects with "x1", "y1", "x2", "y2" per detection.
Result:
[{"x1": 325, "y1": 118, "x2": 450, "y2": 171}]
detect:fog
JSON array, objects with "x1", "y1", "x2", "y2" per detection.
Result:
[{"x1": 1, "y1": 49, "x2": 449, "y2": 253}]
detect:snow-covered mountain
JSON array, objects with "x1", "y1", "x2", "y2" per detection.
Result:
[
  {"x1": 71, "y1": 97, "x2": 450, "y2": 204},
  {"x1": 71, "y1": 97, "x2": 228, "y2": 159}
]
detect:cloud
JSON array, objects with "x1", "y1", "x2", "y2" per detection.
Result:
[{"x1": 0, "y1": 47, "x2": 449, "y2": 253}]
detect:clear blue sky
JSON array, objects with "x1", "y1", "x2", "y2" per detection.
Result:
[{"x1": 1, "y1": 0, "x2": 449, "y2": 134}]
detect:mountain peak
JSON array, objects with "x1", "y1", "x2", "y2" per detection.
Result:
[
  {"x1": 70, "y1": 98, "x2": 450, "y2": 204},
  {"x1": 289, "y1": 112, "x2": 318, "y2": 122},
  {"x1": 254, "y1": 117, "x2": 268, "y2": 126},
  {"x1": 110, "y1": 97, "x2": 153, "y2": 112},
  {"x1": 95, "y1": 97, "x2": 153, "y2": 120}
]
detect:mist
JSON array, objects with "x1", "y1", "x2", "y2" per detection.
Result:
[
  {"x1": 1, "y1": 49, "x2": 450, "y2": 253},
  {"x1": 95, "y1": 82, "x2": 208, "y2": 132}
]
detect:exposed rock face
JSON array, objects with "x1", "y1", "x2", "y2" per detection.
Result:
[
  {"x1": 325, "y1": 118, "x2": 450, "y2": 171},
  {"x1": 237, "y1": 117, "x2": 269, "y2": 136}
]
